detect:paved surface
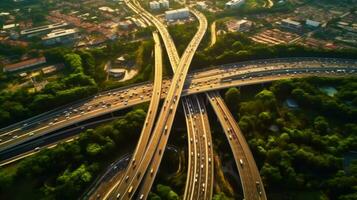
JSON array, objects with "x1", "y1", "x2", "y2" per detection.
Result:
[
  {"x1": 182, "y1": 96, "x2": 214, "y2": 200},
  {"x1": 207, "y1": 91, "x2": 267, "y2": 200},
  {"x1": 1, "y1": 59, "x2": 356, "y2": 164},
  {"x1": 108, "y1": 1, "x2": 208, "y2": 198},
  {"x1": 104, "y1": 31, "x2": 163, "y2": 200}
]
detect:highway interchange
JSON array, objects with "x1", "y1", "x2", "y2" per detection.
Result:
[
  {"x1": 107, "y1": 2, "x2": 208, "y2": 199},
  {"x1": 120, "y1": 2, "x2": 214, "y2": 199},
  {"x1": 0, "y1": 0, "x2": 356, "y2": 198}
]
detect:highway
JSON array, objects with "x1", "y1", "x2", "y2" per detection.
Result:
[
  {"x1": 124, "y1": 1, "x2": 214, "y2": 199},
  {"x1": 107, "y1": 1, "x2": 208, "y2": 198},
  {"x1": 182, "y1": 96, "x2": 214, "y2": 200},
  {"x1": 1, "y1": 59, "x2": 356, "y2": 162},
  {"x1": 207, "y1": 91, "x2": 267, "y2": 199},
  {"x1": 103, "y1": 31, "x2": 163, "y2": 200},
  {"x1": 133, "y1": 7, "x2": 209, "y2": 200}
]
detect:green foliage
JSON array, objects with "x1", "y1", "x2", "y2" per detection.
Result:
[
  {"x1": 191, "y1": 32, "x2": 357, "y2": 69},
  {"x1": 224, "y1": 77, "x2": 357, "y2": 198},
  {"x1": 212, "y1": 192, "x2": 234, "y2": 200},
  {"x1": 0, "y1": 109, "x2": 146, "y2": 200},
  {"x1": 224, "y1": 87, "x2": 240, "y2": 111},
  {"x1": 168, "y1": 22, "x2": 198, "y2": 56},
  {"x1": 155, "y1": 184, "x2": 179, "y2": 200}
]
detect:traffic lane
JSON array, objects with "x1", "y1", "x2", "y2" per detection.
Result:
[
  {"x1": 120, "y1": 19, "x2": 207, "y2": 200},
  {"x1": 213, "y1": 92, "x2": 266, "y2": 199},
  {"x1": 207, "y1": 92, "x2": 260, "y2": 199},
  {"x1": 1, "y1": 68, "x2": 355, "y2": 154},
  {"x1": 105, "y1": 31, "x2": 164, "y2": 200},
  {"x1": 1, "y1": 66, "x2": 355, "y2": 150},
  {"x1": 182, "y1": 97, "x2": 198, "y2": 200},
  {"x1": 1, "y1": 58, "x2": 354, "y2": 139},
  {"x1": 215, "y1": 94, "x2": 266, "y2": 198}
]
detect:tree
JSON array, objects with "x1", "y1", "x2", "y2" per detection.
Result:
[
  {"x1": 63, "y1": 53, "x2": 83, "y2": 73},
  {"x1": 148, "y1": 192, "x2": 161, "y2": 200},
  {"x1": 314, "y1": 116, "x2": 329, "y2": 134},
  {"x1": 156, "y1": 184, "x2": 179, "y2": 200},
  {"x1": 225, "y1": 87, "x2": 240, "y2": 111},
  {"x1": 260, "y1": 163, "x2": 282, "y2": 186},
  {"x1": 255, "y1": 89, "x2": 276, "y2": 108},
  {"x1": 86, "y1": 143, "x2": 102, "y2": 156},
  {"x1": 212, "y1": 192, "x2": 233, "y2": 200}
]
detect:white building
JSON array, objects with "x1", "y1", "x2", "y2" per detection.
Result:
[
  {"x1": 281, "y1": 18, "x2": 302, "y2": 30},
  {"x1": 159, "y1": 0, "x2": 170, "y2": 9},
  {"x1": 306, "y1": 19, "x2": 320, "y2": 28},
  {"x1": 42, "y1": 29, "x2": 78, "y2": 45},
  {"x1": 149, "y1": 1, "x2": 160, "y2": 10},
  {"x1": 196, "y1": 1, "x2": 207, "y2": 10},
  {"x1": 165, "y1": 8, "x2": 190, "y2": 21},
  {"x1": 20, "y1": 22, "x2": 69, "y2": 38},
  {"x1": 2, "y1": 23, "x2": 19, "y2": 30},
  {"x1": 225, "y1": 0, "x2": 245, "y2": 9},
  {"x1": 226, "y1": 19, "x2": 252, "y2": 32}
]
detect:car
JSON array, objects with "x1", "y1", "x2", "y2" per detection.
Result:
[
  {"x1": 34, "y1": 147, "x2": 40, "y2": 151},
  {"x1": 116, "y1": 193, "x2": 121, "y2": 199},
  {"x1": 256, "y1": 181, "x2": 262, "y2": 195},
  {"x1": 128, "y1": 186, "x2": 133, "y2": 194},
  {"x1": 125, "y1": 176, "x2": 129, "y2": 182},
  {"x1": 150, "y1": 168, "x2": 154, "y2": 175},
  {"x1": 240, "y1": 159, "x2": 244, "y2": 166},
  {"x1": 140, "y1": 194, "x2": 144, "y2": 199},
  {"x1": 164, "y1": 125, "x2": 168, "y2": 134}
]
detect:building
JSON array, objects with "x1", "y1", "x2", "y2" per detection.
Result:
[
  {"x1": 165, "y1": 8, "x2": 190, "y2": 21},
  {"x1": 42, "y1": 29, "x2": 78, "y2": 45},
  {"x1": 159, "y1": 0, "x2": 169, "y2": 9},
  {"x1": 2, "y1": 23, "x2": 19, "y2": 30},
  {"x1": 109, "y1": 69, "x2": 126, "y2": 79},
  {"x1": 149, "y1": 1, "x2": 160, "y2": 10},
  {"x1": 118, "y1": 20, "x2": 134, "y2": 30},
  {"x1": 41, "y1": 64, "x2": 64, "y2": 75},
  {"x1": 20, "y1": 22, "x2": 69, "y2": 38},
  {"x1": 3, "y1": 57, "x2": 47, "y2": 72},
  {"x1": 99, "y1": 6, "x2": 115, "y2": 13},
  {"x1": 305, "y1": 19, "x2": 320, "y2": 28},
  {"x1": 196, "y1": 1, "x2": 207, "y2": 10},
  {"x1": 226, "y1": 19, "x2": 252, "y2": 32},
  {"x1": 281, "y1": 18, "x2": 302, "y2": 31},
  {"x1": 225, "y1": 0, "x2": 245, "y2": 9}
]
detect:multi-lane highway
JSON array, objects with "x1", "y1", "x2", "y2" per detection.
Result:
[
  {"x1": 103, "y1": 30, "x2": 164, "y2": 200},
  {"x1": 207, "y1": 91, "x2": 267, "y2": 199},
  {"x1": 108, "y1": 1, "x2": 208, "y2": 198},
  {"x1": 124, "y1": 1, "x2": 214, "y2": 199},
  {"x1": 183, "y1": 96, "x2": 214, "y2": 200},
  {"x1": 1, "y1": 59, "x2": 356, "y2": 163}
]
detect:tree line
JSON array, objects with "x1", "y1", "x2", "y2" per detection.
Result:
[
  {"x1": 224, "y1": 77, "x2": 357, "y2": 199},
  {"x1": 0, "y1": 109, "x2": 146, "y2": 200},
  {"x1": 191, "y1": 32, "x2": 357, "y2": 70}
]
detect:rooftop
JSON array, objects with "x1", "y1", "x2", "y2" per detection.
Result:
[
  {"x1": 42, "y1": 29, "x2": 78, "y2": 40},
  {"x1": 4, "y1": 57, "x2": 46, "y2": 72}
]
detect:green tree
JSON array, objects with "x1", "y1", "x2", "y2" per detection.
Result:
[
  {"x1": 225, "y1": 87, "x2": 240, "y2": 111},
  {"x1": 212, "y1": 192, "x2": 233, "y2": 200}
]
